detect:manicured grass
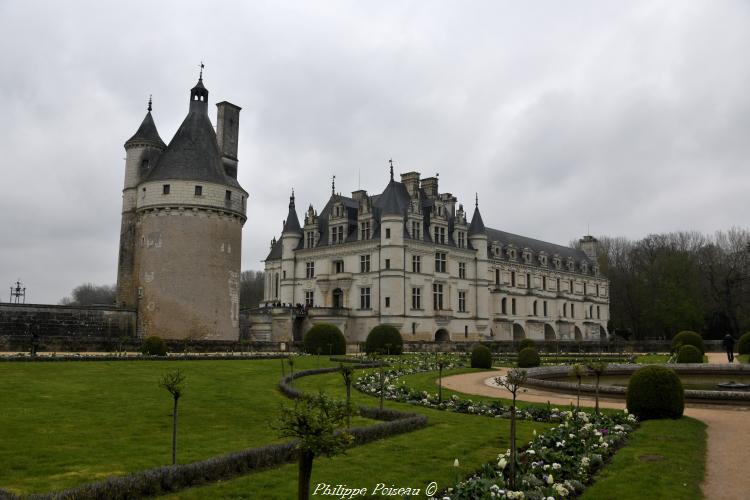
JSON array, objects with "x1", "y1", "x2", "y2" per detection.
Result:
[
  {"x1": 581, "y1": 417, "x2": 706, "y2": 500},
  {"x1": 0, "y1": 356, "x2": 357, "y2": 494},
  {"x1": 166, "y1": 367, "x2": 552, "y2": 499},
  {"x1": 636, "y1": 354, "x2": 670, "y2": 364}
]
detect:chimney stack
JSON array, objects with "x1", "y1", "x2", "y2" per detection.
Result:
[{"x1": 216, "y1": 101, "x2": 241, "y2": 178}]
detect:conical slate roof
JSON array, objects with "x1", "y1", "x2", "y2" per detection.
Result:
[
  {"x1": 144, "y1": 109, "x2": 240, "y2": 188},
  {"x1": 376, "y1": 179, "x2": 410, "y2": 216},
  {"x1": 283, "y1": 193, "x2": 302, "y2": 234},
  {"x1": 125, "y1": 111, "x2": 166, "y2": 148},
  {"x1": 469, "y1": 205, "x2": 486, "y2": 235}
]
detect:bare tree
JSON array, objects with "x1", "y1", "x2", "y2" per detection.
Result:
[
  {"x1": 159, "y1": 369, "x2": 186, "y2": 465},
  {"x1": 586, "y1": 361, "x2": 608, "y2": 414},
  {"x1": 59, "y1": 283, "x2": 116, "y2": 305},
  {"x1": 495, "y1": 368, "x2": 527, "y2": 490},
  {"x1": 340, "y1": 364, "x2": 355, "y2": 428},
  {"x1": 569, "y1": 363, "x2": 586, "y2": 410}
]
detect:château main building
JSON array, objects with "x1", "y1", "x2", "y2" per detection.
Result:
[{"x1": 252, "y1": 167, "x2": 609, "y2": 344}]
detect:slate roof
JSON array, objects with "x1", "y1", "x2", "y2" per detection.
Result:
[
  {"x1": 468, "y1": 205, "x2": 485, "y2": 235},
  {"x1": 484, "y1": 227, "x2": 591, "y2": 262},
  {"x1": 282, "y1": 195, "x2": 302, "y2": 234},
  {"x1": 125, "y1": 111, "x2": 166, "y2": 149}
]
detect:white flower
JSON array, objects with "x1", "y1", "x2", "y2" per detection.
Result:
[
  {"x1": 553, "y1": 483, "x2": 569, "y2": 497},
  {"x1": 552, "y1": 462, "x2": 561, "y2": 470},
  {"x1": 543, "y1": 464, "x2": 550, "y2": 470},
  {"x1": 527, "y1": 449, "x2": 535, "y2": 455},
  {"x1": 547, "y1": 473, "x2": 554, "y2": 485},
  {"x1": 556, "y1": 440, "x2": 565, "y2": 448},
  {"x1": 454, "y1": 458, "x2": 460, "y2": 467},
  {"x1": 533, "y1": 429, "x2": 537, "y2": 436},
  {"x1": 498, "y1": 457, "x2": 507, "y2": 470},
  {"x1": 581, "y1": 456, "x2": 590, "y2": 467}
]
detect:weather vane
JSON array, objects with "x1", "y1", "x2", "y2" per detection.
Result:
[
  {"x1": 199, "y1": 61, "x2": 205, "y2": 79},
  {"x1": 331, "y1": 175, "x2": 336, "y2": 195}
]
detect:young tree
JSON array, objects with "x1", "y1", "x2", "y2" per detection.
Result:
[
  {"x1": 288, "y1": 355, "x2": 295, "y2": 386},
  {"x1": 436, "y1": 354, "x2": 446, "y2": 404},
  {"x1": 340, "y1": 364, "x2": 355, "y2": 428},
  {"x1": 275, "y1": 394, "x2": 353, "y2": 500},
  {"x1": 159, "y1": 369, "x2": 186, "y2": 465},
  {"x1": 495, "y1": 368, "x2": 527, "y2": 490},
  {"x1": 569, "y1": 363, "x2": 586, "y2": 410},
  {"x1": 586, "y1": 360, "x2": 608, "y2": 414}
]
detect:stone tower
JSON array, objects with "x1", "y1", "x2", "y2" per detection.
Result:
[{"x1": 116, "y1": 72, "x2": 248, "y2": 340}]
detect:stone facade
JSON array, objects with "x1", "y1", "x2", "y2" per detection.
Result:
[
  {"x1": 252, "y1": 170, "x2": 609, "y2": 344},
  {"x1": 116, "y1": 76, "x2": 247, "y2": 340}
]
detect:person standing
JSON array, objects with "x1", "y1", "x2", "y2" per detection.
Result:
[{"x1": 722, "y1": 333, "x2": 736, "y2": 363}]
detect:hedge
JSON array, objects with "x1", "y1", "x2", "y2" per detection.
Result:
[
  {"x1": 470, "y1": 345, "x2": 493, "y2": 369},
  {"x1": 303, "y1": 324, "x2": 347, "y2": 355},
  {"x1": 671, "y1": 331, "x2": 705, "y2": 354},
  {"x1": 738, "y1": 332, "x2": 750, "y2": 355},
  {"x1": 365, "y1": 325, "x2": 404, "y2": 355},
  {"x1": 626, "y1": 365, "x2": 684, "y2": 420},
  {"x1": 675, "y1": 345, "x2": 703, "y2": 363}
]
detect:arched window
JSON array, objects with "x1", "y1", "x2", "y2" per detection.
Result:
[{"x1": 501, "y1": 297, "x2": 507, "y2": 314}]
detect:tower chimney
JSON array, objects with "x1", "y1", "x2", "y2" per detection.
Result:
[{"x1": 216, "y1": 101, "x2": 241, "y2": 178}]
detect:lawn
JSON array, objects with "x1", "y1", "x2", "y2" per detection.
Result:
[
  {"x1": 165, "y1": 366, "x2": 551, "y2": 499},
  {"x1": 0, "y1": 356, "x2": 354, "y2": 494}
]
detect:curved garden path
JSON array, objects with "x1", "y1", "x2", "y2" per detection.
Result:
[{"x1": 442, "y1": 353, "x2": 750, "y2": 500}]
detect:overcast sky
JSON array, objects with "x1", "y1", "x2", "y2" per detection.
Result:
[{"x1": 1, "y1": 1, "x2": 749, "y2": 304}]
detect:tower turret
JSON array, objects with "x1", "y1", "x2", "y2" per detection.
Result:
[
  {"x1": 189, "y1": 63, "x2": 209, "y2": 114},
  {"x1": 116, "y1": 97, "x2": 166, "y2": 307}
]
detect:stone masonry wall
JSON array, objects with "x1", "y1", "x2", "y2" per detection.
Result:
[{"x1": 0, "y1": 303, "x2": 136, "y2": 338}]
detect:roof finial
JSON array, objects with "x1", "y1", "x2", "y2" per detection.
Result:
[
  {"x1": 147, "y1": 94, "x2": 152, "y2": 112},
  {"x1": 389, "y1": 159, "x2": 394, "y2": 181},
  {"x1": 331, "y1": 175, "x2": 336, "y2": 196},
  {"x1": 475, "y1": 192, "x2": 479, "y2": 208},
  {"x1": 199, "y1": 61, "x2": 204, "y2": 81}
]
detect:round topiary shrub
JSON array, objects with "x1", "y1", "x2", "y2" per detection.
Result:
[
  {"x1": 671, "y1": 330, "x2": 705, "y2": 354},
  {"x1": 365, "y1": 325, "x2": 403, "y2": 355},
  {"x1": 517, "y1": 347, "x2": 540, "y2": 368},
  {"x1": 676, "y1": 344, "x2": 703, "y2": 363},
  {"x1": 141, "y1": 336, "x2": 167, "y2": 356},
  {"x1": 518, "y1": 338, "x2": 536, "y2": 353},
  {"x1": 304, "y1": 323, "x2": 346, "y2": 355},
  {"x1": 738, "y1": 332, "x2": 750, "y2": 355},
  {"x1": 470, "y1": 345, "x2": 493, "y2": 369},
  {"x1": 626, "y1": 365, "x2": 684, "y2": 420}
]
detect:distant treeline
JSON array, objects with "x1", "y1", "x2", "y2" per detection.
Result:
[{"x1": 587, "y1": 228, "x2": 750, "y2": 340}]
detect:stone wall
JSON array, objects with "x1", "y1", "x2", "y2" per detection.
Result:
[{"x1": 0, "y1": 303, "x2": 136, "y2": 338}]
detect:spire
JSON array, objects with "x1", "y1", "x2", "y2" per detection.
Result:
[
  {"x1": 125, "y1": 103, "x2": 166, "y2": 149},
  {"x1": 469, "y1": 194, "x2": 486, "y2": 236},
  {"x1": 189, "y1": 62, "x2": 209, "y2": 113},
  {"x1": 282, "y1": 188, "x2": 302, "y2": 234},
  {"x1": 389, "y1": 159, "x2": 394, "y2": 181},
  {"x1": 331, "y1": 175, "x2": 336, "y2": 196},
  {"x1": 147, "y1": 94, "x2": 152, "y2": 112}
]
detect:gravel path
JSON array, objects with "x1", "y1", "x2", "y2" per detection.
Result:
[{"x1": 442, "y1": 354, "x2": 750, "y2": 500}]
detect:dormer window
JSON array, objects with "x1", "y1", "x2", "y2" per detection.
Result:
[
  {"x1": 523, "y1": 251, "x2": 532, "y2": 264},
  {"x1": 331, "y1": 225, "x2": 344, "y2": 244},
  {"x1": 411, "y1": 221, "x2": 421, "y2": 239},
  {"x1": 457, "y1": 231, "x2": 466, "y2": 248},
  {"x1": 553, "y1": 257, "x2": 561, "y2": 269},
  {"x1": 567, "y1": 258, "x2": 575, "y2": 271},
  {"x1": 306, "y1": 231, "x2": 316, "y2": 248},
  {"x1": 434, "y1": 226, "x2": 446, "y2": 244},
  {"x1": 581, "y1": 261, "x2": 589, "y2": 273},
  {"x1": 360, "y1": 221, "x2": 371, "y2": 240}
]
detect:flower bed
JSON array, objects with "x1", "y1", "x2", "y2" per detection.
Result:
[
  {"x1": 353, "y1": 357, "x2": 556, "y2": 422},
  {"x1": 439, "y1": 410, "x2": 638, "y2": 499}
]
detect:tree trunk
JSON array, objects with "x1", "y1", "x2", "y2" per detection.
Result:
[
  {"x1": 510, "y1": 393, "x2": 517, "y2": 490},
  {"x1": 298, "y1": 450, "x2": 314, "y2": 500},
  {"x1": 172, "y1": 397, "x2": 178, "y2": 465},
  {"x1": 438, "y1": 366, "x2": 443, "y2": 403},
  {"x1": 346, "y1": 382, "x2": 351, "y2": 428}
]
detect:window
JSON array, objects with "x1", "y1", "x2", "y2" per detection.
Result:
[
  {"x1": 597, "y1": 305, "x2": 601, "y2": 319},
  {"x1": 501, "y1": 297, "x2": 507, "y2": 314},
  {"x1": 433, "y1": 283, "x2": 444, "y2": 310},
  {"x1": 584, "y1": 282, "x2": 588, "y2": 295},
  {"x1": 526, "y1": 273, "x2": 532, "y2": 288},
  {"x1": 542, "y1": 276, "x2": 547, "y2": 290},
  {"x1": 306, "y1": 261, "x2": 315, "y2": 278},
  {"x1": 225, "y1": 190, "x2": 231, "y2": 201},
  {"x1": 458, "y1": 291, "x2": 466, "y2": 312},
  {"x1": 457, "y1": 231, "x2": 466, "y2": 248},
  {"x1": 305, "y1": 291, "x2": 314, "y2": 307},
  {"x1": 543, "y1": 301, "x2": 548, "y2": 317},
  {"x1": 556, "y1": 278, "x2": 561, "y2": 291},
  {"x1": 334, "y1": 260, "x2": 344, "y2": 273},
  {"x1": 570, "y1": 279, "x2": 574, "y2": 293},
  {"x1": 283, "y1": 270, "x2": 286, "y2": 279},
  {"x1": 434, "y1": 226, "x2": 446, "y2": 244},
  {"x1": 464, "y1": 325, "x2": 468, "y2": 338},
  {"x1": 596, "y1": 283, "x2": 600, "y2": 296},
  {"x1": 511, "y1": 271, "x2": 516, "y2": 287},
  {"x1": 385, "y1": 258, "x2": 391, "y2": 270},
  {"x1": 412, "y1": 322, "x2": 416, "y2": 335},
  {"x1": 385, "y1": 227, "x2": 391, "y2": 238},
  {"x1": 412, "y1": 255, "x2": 421, "y2": 273},
  {"x1": 274, "y1": 273, "x2": 279, "y2": 298},
  {"x1": 563, "y1": 303, "x2": 568, "y2": 317},
  {"x1": 412, "y1": 287, "x2": 422, "y2": 309},
  {"x1": 511, "y1": 298, "x2": 517, "y2": 315},
  {"x1": 571, "y1": 303, "x2": 575, "y2": 318},
  {"x1": 194, "y1": 185, "x2": 203, "y2": 196},
  {"x1": 532, "y1": 300, "x2": 537, "y2": 316},
  {"x1": 360, "y1": 254, "x2": 371, "y2": 273},
  {"x1": 331, "y1": 225, "x2": 344, "y2": 244},
  {"x1": 435, "y1": 252, "x2": 447, "y2": 273},
  {"x1": 495, "y1": 269, "x2": 500, "y2": 285},
  {"x1": 360, "y1": 221, "x2": 371, "y2": 240},
  {"x1": 162, "y1": 184, "x2": 170, "y2": 194},
  {"x1": 458, "y1": 262, "x2": 466, "y2": 279},
  {"x1": 360, "y1": 287, "x2": 371, "y2": 309},
  {"x1": 306, "y1": 231, "x2": 315, "y2": 248},
  {"x1": 385, "y1": 297, "x2": 390, "y2": 308},
  {"x1": 411, "y1": 221, "x2": 421, "y2": 239}
]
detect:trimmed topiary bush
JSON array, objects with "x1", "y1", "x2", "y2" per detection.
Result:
[
  {"x1": 517, "y1": 347, "x2": 540, "y2": 368},
  {"x1": 470, "y1": 345, "x2": 493, "y2": 369},
  {"x1": 141, "y1": 336, "x2": 167, "y2": 356},
  {"x1": 676, "y1": 344, "x2": 703, "y2": 363},
  {"x1": 365, "y1": 325, "x2": 403, "y2": 355},
  {"x1": 626, "y1": 365, "x2": 684, "y2": 420},
  {"x1": 304, "y1": 323, "x2": 346, "y2": 355},
  {"x1": 518, "y1": 338, "x2": 536, "y2": 353},
  {"x1": 671, "y1": 330, "x2": 705, "y2": 354},
  {"x1": 738, "y1": 332, "x2": 750, "y2": 355}
]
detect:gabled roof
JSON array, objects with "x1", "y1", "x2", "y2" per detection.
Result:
[{"x1": 125, "y1": 111, "x2": 166, "y2": 149}]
